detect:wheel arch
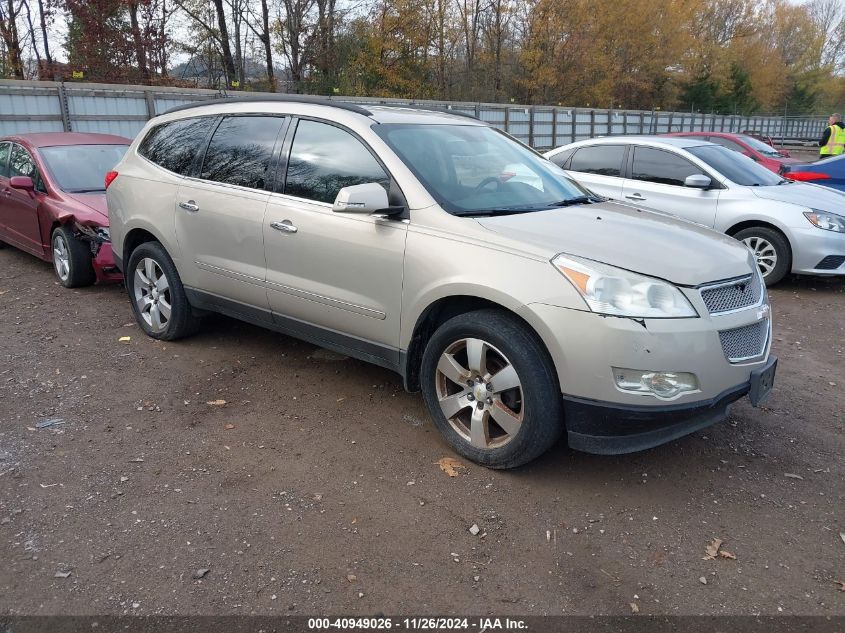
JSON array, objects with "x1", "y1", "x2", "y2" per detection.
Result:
[
  {"x1": 724, "y1": 219, "x2": 793, "y2": 258},
  {"x1": 123, "y1": 226, "x2": 167, "y2": 271},
  {"x1": 401, "y1": 294, "x2": 560, "y2": 394}
]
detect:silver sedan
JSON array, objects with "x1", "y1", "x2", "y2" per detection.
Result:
[{"x1": 544, "y1": 136, "x2": 845, "y2": 285}]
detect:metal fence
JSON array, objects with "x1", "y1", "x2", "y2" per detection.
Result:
[{"x1": 0, "y1": 78, "x2": 828, "y2": 149}]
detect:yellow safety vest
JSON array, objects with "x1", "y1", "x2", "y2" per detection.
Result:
[{"x1": 821, "y1": 124, "x2": 845, "y2": 156}]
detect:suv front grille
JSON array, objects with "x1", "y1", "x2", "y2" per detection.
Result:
[
  {"x1": 700, "y1": 274, "x2": 762, "y2": 314},
  {"x1": 719, "y1": 319, "x2": 769, "y2": 363}
]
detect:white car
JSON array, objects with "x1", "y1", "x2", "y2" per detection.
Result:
[{"x1": 545, "y1": 136, "x2": 845, "y2": 285}]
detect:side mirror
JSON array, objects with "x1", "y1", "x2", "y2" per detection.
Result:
[
  {"x1": 332, "y1": 182, "x2": 390, "y2": 214},
  {"x1": 9, "y1": 176, "x2": 34, "y2": 191},
  {"x1": 684, "y1": 174, "x2": 711, "y2": 189}
]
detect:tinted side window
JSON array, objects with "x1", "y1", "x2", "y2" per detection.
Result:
[
  {"x1": 549, "y1": 147, "x2": 576, "y2": 169},
  {"x1": 569, "y1": 145, "x2": 625, "y2": 176},
  {"x1": 631, "y1": 147, "x2": 699, "y2": 186},
  {"x1": 706, "y1": 137, "x2": 745, "y2": 153},
  {"x1": 200, "y1": 116, "x2": 285, "y2": 189},
  {"x1": 139, "y1": 117, "x2": 216, "y2": 175},
  {"x1": 285, "y1": 120, "x2": 389, "y2": 204},
  {"x1": 9, "y1": 144, "x2": 37, "y2": 178},
  {"x1": 0, "y1": 142, "x2": 10, "y2": 178}
]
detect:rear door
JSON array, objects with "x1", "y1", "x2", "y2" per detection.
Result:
[
  {"x1": 175, "y1": 115, "x2": 287, "y2": 312},
  {"x1": 2, "y1": 143, "x2": 44, "y2": 255},
  {"x1": 622, "y1": 146, "x2": 720, "y2": 228},
  {"x1": 564, "y1": 144, "x2": 626, "y2": 200}
]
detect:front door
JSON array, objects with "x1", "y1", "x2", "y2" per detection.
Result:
[
  {"x1": 622, "y1": 146, "x2": 720, "y2": 228},
  {"x1": 264, "y1": 118, "x2": 407, "y2": 359},
  {"x1": 2, "y1": 143, "x2": 44, "y2": 255},
  {"x1": 174, "y1": 115, "x2": 287, "y2": 311}
]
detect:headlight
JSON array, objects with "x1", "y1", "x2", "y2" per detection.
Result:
[
  {"x1": 552, "y1": 254, "x2": 698, "y2": 318},
  {"x1": 804, "y1": 209, "x2": 845, "y2": 232}
]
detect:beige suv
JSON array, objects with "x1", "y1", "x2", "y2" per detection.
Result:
[{"x1": 106, "y1": 97, "x2": 777, "y2": 468}]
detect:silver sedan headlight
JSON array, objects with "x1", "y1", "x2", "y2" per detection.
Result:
[
  {"x1": 805, "y1": 209, "x2": 845, "y2": 232},
  {"x1": 552, "y1": 254, "x2": 698, "y2": 318}
]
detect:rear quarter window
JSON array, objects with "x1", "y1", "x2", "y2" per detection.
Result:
[{"x1": 138, "y1": 117, "x2": 216, "y2": 176}]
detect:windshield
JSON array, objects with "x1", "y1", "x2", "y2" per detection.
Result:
[
  {"x1": 737, "y1": 135, "x2": 781, "y2": 157},
  {"x1": 39, "y1": 144, "x2": 128, "y2": 193},
  {"x1": 687, "y1": 145, "x2": 784, "y2": 187},
  {"x1": 374, "y1": 124, "x2": 593, "y2": 215}
]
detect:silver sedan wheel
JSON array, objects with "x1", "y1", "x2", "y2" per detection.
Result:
[
  {"x1": 52, "y1": 233, "x2": 70, "y2": 282},
  {"x1": 133, "y1": 257, "x2": 171, "y2": 333},
  {"x1": 742, "y1": 236, "x2": 778, "y2": 277},
  {"x1": 434, "y1": 338, "x2": 524, "y2": 449}
]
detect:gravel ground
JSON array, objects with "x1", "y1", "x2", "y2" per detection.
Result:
[{"x1": 0, "y1": 245, "x2": 843, "y2": 617}]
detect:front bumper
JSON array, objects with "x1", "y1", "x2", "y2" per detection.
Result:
[
  {"x1": 92, "y1": 242, "x2": 123, "y2": 284},
  {"x1": 788, "y1": 226, "x2": 845, "y2": 275},
  {"x1": 563, "y1": 355, "x2": 776, "y2": 454}
]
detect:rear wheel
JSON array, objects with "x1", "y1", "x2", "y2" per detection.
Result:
[
  {"x1": 126, "y1": 241, "x2": 199, "y2": 340},
  {"x1": 52, "y1": 226, "x2": 96, "y2": 288},
  {"x1": 733, "y1": 226, "x2": 791, "y2": 286},
  {"x1": 420, "y1": 309, "x2": 563, "y2": 469}
]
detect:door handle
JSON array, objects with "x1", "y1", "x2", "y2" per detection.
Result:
[
  {"x1": 270, "y1": 220, "x2": 298, "y2": 234},
  {"x1": 178, "y1": 200, "x2": 199, "y2": 213},
  {"x1": 625, "y1": 193, "x2": 645, "y2": 200}
]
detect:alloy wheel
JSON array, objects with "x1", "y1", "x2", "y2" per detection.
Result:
[
  {"x1": 52, "y1": 234, "x2": 70, "y2": 282},
  {"x1": 133, "y1": 257, "x2": 172, "y2": 333},
  {"x1": 434, "y1": 337, "x2": 524, "y2": 449},
  {"x1": 742, "y1": 236, "x2": 778, "y2": 278}
]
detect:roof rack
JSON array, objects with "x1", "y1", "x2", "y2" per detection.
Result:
[{"x1": 161, "y1": 94, "x2": 373, "y2": 117}]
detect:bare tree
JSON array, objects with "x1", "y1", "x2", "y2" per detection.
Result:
[{"x1": 0, "y1": 0, "x2": 25, "y2": 78}]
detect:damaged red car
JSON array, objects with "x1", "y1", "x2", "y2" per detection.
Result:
[{"x1": 0, "y1": 132, "x2": 130, "y2": 287}]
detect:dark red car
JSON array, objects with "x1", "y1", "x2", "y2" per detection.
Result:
[
  {"x1": 661, "y1": 132, "x2": 801, "y2": 174},
  {"x1": 0, "y1": 132, "x2": 130, "y2": 286}
]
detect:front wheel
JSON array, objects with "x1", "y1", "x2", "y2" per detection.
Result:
[
  {"x1": 733, "y1": 226, "x2": 791, "y2": 286},
  {"x1": 126, "y1": 241, "x2": 199, "y2": 340},
  {"x1": 52, "y1": 226, "x2": 96, "y2": 288},
  {"x1": 420, "y1": 309, "x2": 563, "y2": 469}
]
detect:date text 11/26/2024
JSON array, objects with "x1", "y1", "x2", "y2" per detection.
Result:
[{"x1": 307, "y1": 617, "x2": 528, "y2": 630}]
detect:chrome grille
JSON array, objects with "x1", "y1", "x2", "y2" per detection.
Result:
[
  {"x1": 719, "y1": 319, "x2": 769, "y2": 363},
  {"x1": 700, "y1": 274, "x2": 762, "y2": 314}
]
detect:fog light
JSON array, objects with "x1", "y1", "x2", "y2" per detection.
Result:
[{"x1": 613, "y1": 368, "x2": 698, "y2": 399}]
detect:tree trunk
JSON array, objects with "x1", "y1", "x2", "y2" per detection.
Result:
[
  {"x1": 128, "y1": 0, "x2": 150, "y2": 82},
  {"x1": 2, "y1": 0, "x2": 25, "y2": 78},
  {"x1": 35, "y1": 0, "x2": 50, "y2": 67},
  {"x1": 212, "y1": 0, "x2": 236, "y2": 86},
  {"x1": 260, "y1": 0, "x2": 274, "y2": 90}
]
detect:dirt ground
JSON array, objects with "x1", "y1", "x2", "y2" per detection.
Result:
[{"x1": 0, "y1": 244, "x2": 843, "y2": 618}]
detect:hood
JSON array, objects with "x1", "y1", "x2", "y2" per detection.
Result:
[
  {"x1": 749, "y1": 182, "x2": 845, "y2": 210},
  {"x1": 475, "y1": 201, "x2": 754, "y2": 286},
  {"x1": 64, "y1": 193, "x2": 109, "y2": 224}
]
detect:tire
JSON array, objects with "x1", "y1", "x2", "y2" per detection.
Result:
[
  {"x1": 420, "y1": 309, "x2": 563, "y2": 469},
  {"x1": 733, "y1": 226, "x2": 791, "y2": 286},
  {"x1": 52, "y1": 225, "x2": 96, "y2": 288},
  {"x1": 126, "y1": 241, "x2": 199, "y2": 340}
]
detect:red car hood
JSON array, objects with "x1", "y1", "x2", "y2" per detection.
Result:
[{"x1": 64, "y1": 193, "x2": 109, "y2": 225}]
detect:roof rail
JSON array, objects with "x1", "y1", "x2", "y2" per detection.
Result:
[
  {"x1": 161, "y1": 94, "x2": 373, "y2": 117},
  {"x1": 365, "y1": 103, "x2": 478, "y2": 120}
]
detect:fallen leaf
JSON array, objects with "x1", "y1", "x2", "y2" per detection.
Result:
[
  {"x1": 436, "y1": 457, "x2": 466, "y2": 477},
  {"x1": 347, "y1": 574, "x2": 357, "y2": 582},
  {"x1": 206, "y1": 399, "x2": 227, "y2": 406},
  {"x1": 783, "y1": 473, "x2": 804, "y2": 480},
  {"x1": 629, "y1": 603, "x2": 639, "y2": 614},
  {"x1": 703, "y1": 538, "x2": 723, "y2": 560},
  {"x1": 118, "y1": 336, "x2": 131, "y2": 343},
  {"x1": 224, "y1": 424, "x2": 235, "y2": 430},
  {"x1": 835, "y1": 580, "x2": 845, "y2": 592},
  {"x1": 54, "y1": 571, "x2": 72, "y2": 578},
  {"x1": 718, "y1": 550, "x2": 737, "y2": 560}
]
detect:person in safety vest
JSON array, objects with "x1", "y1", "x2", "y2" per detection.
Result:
[{"x1": 818, "y1": 113, "x2": 845, "y2": 158}]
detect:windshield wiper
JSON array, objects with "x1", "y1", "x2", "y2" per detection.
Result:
[
  {"x1": 776, "y1": 179, "x2": 793, "y2": 185},
  {"x1": 454, "y1": 208, "x2": 536, "y2": 217},
  {"x1": 68, "y1": 188, "x2": 106, "y2": 193},
  {"x1": 551, "y1": 195, "x2": 604, "y2": 207}
]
